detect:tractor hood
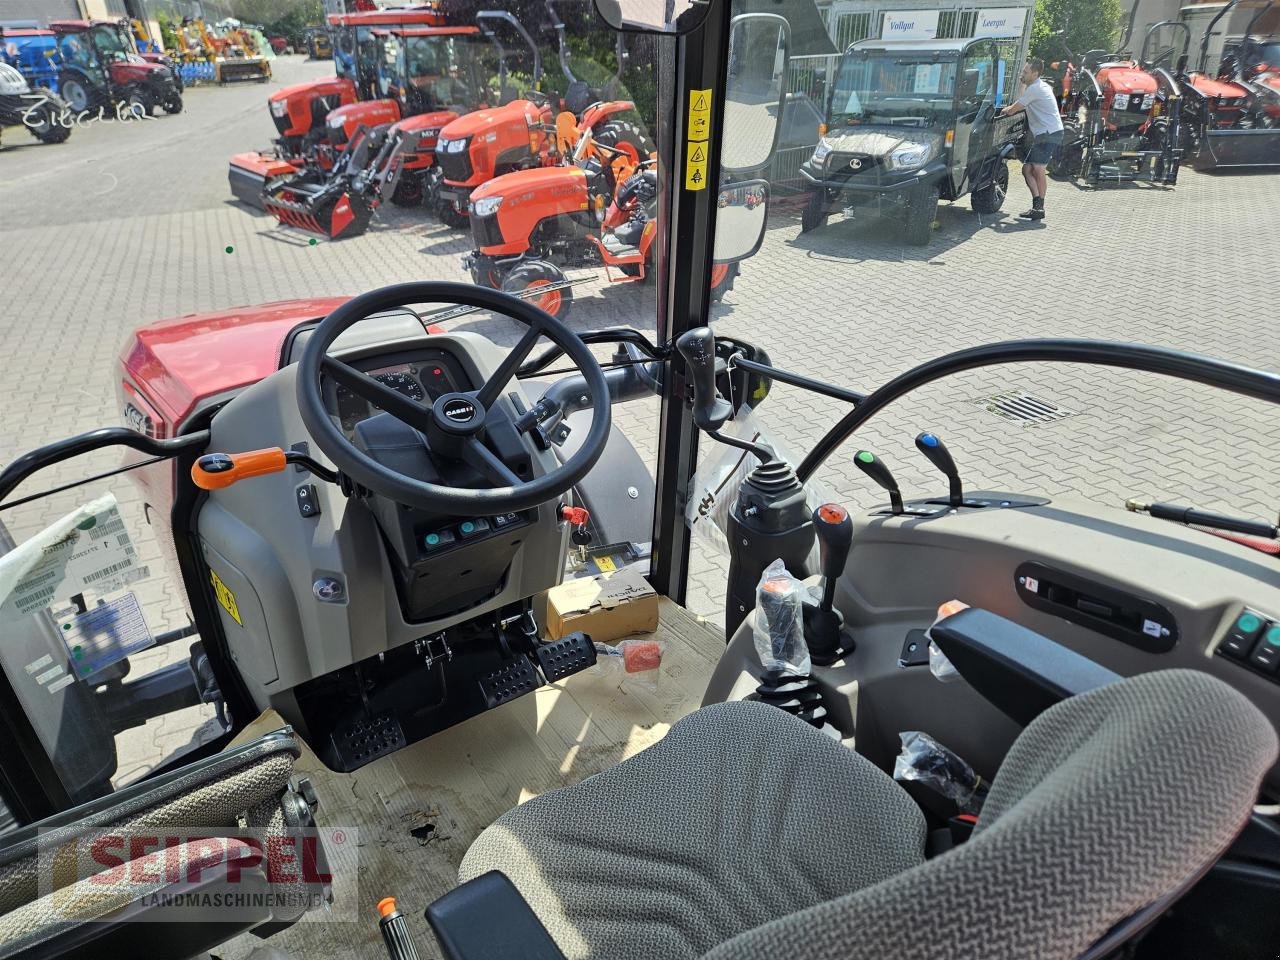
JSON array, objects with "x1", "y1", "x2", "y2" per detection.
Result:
[
  {"x1": 470, "y1": 164, "x2": 587, "y2": 207},
  {"x1": 394, "y1": 109, "x2": 457, "y2": 135},
  {"x1": 327, "y1": 98, "x2": 402, "y2": 139},
  {"x1": 270, "y1": 75, "x2": 355, "y2": 107},
  {"x1": 438, "y1": 99, "x2": 544, "y2": 142},
  {"x1": 120, "y1": 298, "x2": 350, "y2": 429},
  {"x1": 108, "y1": 59, "x2": 170, "y2": 84},
  {"x1": 1097, "y1": 64, "x2": 1158, "y2": 95},
  {"x1": 818, "y1": 125, "x2": 942, "y2": 160},
  {"x1": 1186, "y1": 73, "x2": 1249, "y2": 99}
]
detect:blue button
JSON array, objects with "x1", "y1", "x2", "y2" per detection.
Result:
[
  {"x1": 426, "y1": 533, "x2": 441, "y2": 546},
  {"x1": 921, "y1": 433, "x2": 939, "y2": 447},
  {"x1": 460, "y1": 521, "x2": 475, "y2": 534}
]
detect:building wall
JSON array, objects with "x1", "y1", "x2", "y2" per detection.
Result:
[{"x1": 0, "y1": 0, "x2": 81, "y2": 26}]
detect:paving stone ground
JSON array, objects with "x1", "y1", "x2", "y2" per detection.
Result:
[{"x1": 2, "y1": 55, "x2": 1278, "y2": 786}]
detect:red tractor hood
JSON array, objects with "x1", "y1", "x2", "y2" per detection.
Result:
[
  {"x1": 327, "y1": 98, "x2": 402, "y2": 139},
  {"x1": 108, "y1": 59, "x2": 168, "y2": 84},
  {"x1": 1187, "y1": 73, "x2": 1249, "y2": 99},
  {"x1": 1098, "y1": 64, "x2": 1158, "y2": 95},
  {"x1": 394, "y1": 109, "x2": 457, "y2": 134},
  {"x1": 440, "y1": 99, "x2": 541, "y2": 140},
  {"x1": 120, "y1": 297, "x2": 350, "y2": 429},
  {"x1": 470, "y1": 164, "x2": 587, "y2": 206},
  {"x1": 270, "y1": 75, "x2": 354, "y2": 107}
]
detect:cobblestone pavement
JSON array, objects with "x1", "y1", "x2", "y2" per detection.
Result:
[{"x1": 2, "y1": 55, "x2": 1278, "y2": 790}]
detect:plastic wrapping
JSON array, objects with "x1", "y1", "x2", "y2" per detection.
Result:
[
  {"x1": 752, "y1": 559, "x2": 811, "y2": 674},
  {"x1": 893, "y1": 731, "x2": 988, "y2": 815},
  {"x1": 685, "y1": 409, "x2": 834, "y2": 558},
  {"x1": 926, "y1": 599, "x2": 969, "y2": 684},
  {"x1": 594, "y1": 638, "x2": 665, "y2": 691}
]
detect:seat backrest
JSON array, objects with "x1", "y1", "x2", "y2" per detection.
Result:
[{"x1": 703, "y1": 670, "x2": 1277, "y2": 960}]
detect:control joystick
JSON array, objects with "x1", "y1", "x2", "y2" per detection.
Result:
[{"x1": 804, "y1": 503, "x2": 856, "y2": 666}]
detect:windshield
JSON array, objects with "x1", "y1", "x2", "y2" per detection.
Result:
[
  {"x1": 90, "y1": 23, "x2": 131, "y2": 61},
  {"x1": 1255, "y1": 41, "x2": 1280, "y2": 66},
  {"x1": 830, "y1": 52, "x2": 959, "y2": 125}
]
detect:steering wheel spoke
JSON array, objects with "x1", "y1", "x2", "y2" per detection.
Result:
[
  {"x1": 463, "y1": 436, "x2": 525, "y2": 488},
  {"x1": 475, "y1": 321, "x2": 545, "y2": 410},
  {"x1": 321, "y1": 356, "x2": 434, "y2": 433}
]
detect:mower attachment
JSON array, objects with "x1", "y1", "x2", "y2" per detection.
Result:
[
  {"x1": 228, "y1": 153, "x2": 300, "y2": 210},
  {"x1": 264, "y1": 181, "x2": 375, "y2": 239}
]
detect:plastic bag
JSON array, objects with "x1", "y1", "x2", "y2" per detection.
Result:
[
  {"x1": 685, "y1": 409, "x2": 834, "y2": 558},
  {"x1": 893, "y1": 731, "x2": 988, "y2": 815},
  {"x1": 926, "y1": 599, "x2": 969, "y2": 684},
  {"x1": 594, "y1": 638, "x2": 665, "y2": 692},
  {"x1": 752, "y1": 559, "x2": 811, "y2": 674}
]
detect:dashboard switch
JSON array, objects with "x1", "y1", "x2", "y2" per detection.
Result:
[
  {"x1": 1248, "y1": 625, "x2": 1280, "y2": 674},
  {"x1": 1221, "y1": 610, "x2": 1266, "y2": 660},
  {"x1": 423, "y1": 529, "x2": 457, "y2": 553},
  {"x1": 296, "y1": 484, "x2": 320, "y2": 518},
  {"x1": 458, "y1": 518, "x2": 491, "y2": 540}
]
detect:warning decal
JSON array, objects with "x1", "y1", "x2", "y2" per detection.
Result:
[
  {"x1": 210, "y1": 568, "x2": 244, "y2": 626},
  {"x1": 685, "y1": 87, "x2": 712, "y2": 191}
]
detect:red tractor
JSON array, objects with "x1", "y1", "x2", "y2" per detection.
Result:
[
  {"x1": 432, "y1": 6, "x2": 640, "y2": 228},
  {"x1": 1219, "y1": 1, "x2": 1280, "y2": 128},
  {"x1": 48, "y1": 18, "x2": 182, "y2": 116},
  {"x1": 228, "y1": 6, "x2": 449, "y2": 208},
  {"x1": 1049, "y1": 0, "x2": 1183, "y2": 185}
]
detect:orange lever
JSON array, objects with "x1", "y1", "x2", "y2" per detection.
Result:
[{"x1": 191, "y1": 448, "x2": 288, "y2": 490}]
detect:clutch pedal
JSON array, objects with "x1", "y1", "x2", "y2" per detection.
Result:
[
  {"x1": 478, "y1": 656, "x2": 543, "y2": 709},
  {"x1": 534, "y1": 632, "x2": 597, "y2": 683}
]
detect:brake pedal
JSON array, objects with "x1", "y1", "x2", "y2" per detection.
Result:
[
  {"x1": 534, "y1": 631, "x2": 597, "y2": 683},
  {"x1": 331, "y1": 714, "x2": 406, "y2": 771},
  {"x1": 478, "y1": 656, "x2": 543, "y2": 709}
]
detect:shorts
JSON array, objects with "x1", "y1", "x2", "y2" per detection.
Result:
[{"x1": 1026, "y1": 131, "x2": 1064, "y2": 166}]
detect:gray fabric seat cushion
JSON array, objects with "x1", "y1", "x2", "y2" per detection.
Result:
[
  {"x1": 459, "y1": 700, "x2": 926, "y2": 960},
  {"x1": 704, "y1": 670, "x2": 1278, "y2": 960}
]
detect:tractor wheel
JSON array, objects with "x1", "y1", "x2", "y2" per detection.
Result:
[
  {"x1": 59, "y1": 76, "x2": 94, "y2": 115},
  {"x1": 437, "y1": 200, "x2": 469, "y2": 229},
  {"x1": 1050, "y1": 121, "x2": 1084, "y2": 181},
  {"x1": 971, "y1": 159, "x2": 1009, "y2": 214},
  {"x1": 709, "y1": 262, "x2": 739, "y2": 305},
  {"x1": 902, "y1": 184, "x2": 939, "y2": 247},
  {"x1": 390, "y1": 172, "x2": 424, "y2": 207},
  {"x1": 594, "y1": 120, "x2": 655, "y2": 169},
  {"x1": 162, "y1": 91, "x2": 184, "y2": 115},
  {"x1": 26, "y1": 102, "x2": 70, "y2": 143},
  {"x1": 126, "y1": 89, "x2": 152, "y2": 119},
  {"x1": 800, "y1": 189, "x2": 830, "y2": 233},
  {"x1": 502, "y1": 260, "x2": 572, "y2": 320}
]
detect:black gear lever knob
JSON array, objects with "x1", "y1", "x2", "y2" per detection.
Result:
[
  {"x1": 675, "y1": 327, "x2": 733, "y2": 432},
  {"x1": 854, "y1": 450, "x2": 904, "y2": 515},
  {"x1": 813, "y1": 503, "x2": 853, "y2": 610},
  {"x1": 914, "y1": 432, "x2": 963, "y2": 507}
]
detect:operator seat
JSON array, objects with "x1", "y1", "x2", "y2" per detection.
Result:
[
  {"x1": 564, "y1": 80, "x2": 593, "y2": 117},
  {"x1": 456, "y1": 670, "x2": 1276, "y2": 960}
]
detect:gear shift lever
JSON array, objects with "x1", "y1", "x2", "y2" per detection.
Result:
[
  {"x1": 853, "y1": 450, "x2": 904, "y2": 515},
  {"x1": 915, "y1": 432, "x2": 963, "y2": 507},
  {"x1": 805, "y1": 503, "x2": 855, "y2": 665}
]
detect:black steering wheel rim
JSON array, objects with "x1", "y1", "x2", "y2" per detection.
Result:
[{"x1": 297, "y1": 281, "x2": 612, "y2": 516}]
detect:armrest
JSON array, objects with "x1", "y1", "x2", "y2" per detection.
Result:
[
  {"x1": 930, "y1": 607, "x2": 1121, "y2": 726},
  {"x1": 426, "y1": 871, "x2": 568, "y2": 960}
]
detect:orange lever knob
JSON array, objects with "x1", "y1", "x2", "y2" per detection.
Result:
[{"x1": 191, "y1": 448, "x2": 288, "y2": 490}]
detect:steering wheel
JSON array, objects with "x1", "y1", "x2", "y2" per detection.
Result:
[{"x1": 297, "y1": 282, "x2": 611, "y2": 516}]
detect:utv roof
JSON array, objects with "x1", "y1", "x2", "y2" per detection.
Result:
[{"x1": 848, "y1": 38, "x2": 982, "y2": 54}]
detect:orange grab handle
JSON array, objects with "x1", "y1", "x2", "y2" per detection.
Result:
[{"x1": 191, "y1": 448, "x2": 287, "y2": 490}]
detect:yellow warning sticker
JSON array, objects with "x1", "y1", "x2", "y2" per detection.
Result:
[
  {"x1": 595, "y1": 555, "x2": 617, "y2": 573},
  {"x1": 687, "y1": 88, "x2": 712, "y2": 143},
  {"x1": 210, "y1": 569, "x2": 243, "y2": 626},
  {"x1": 685, "y1": 141, "x2": 708, "y2": 191}
]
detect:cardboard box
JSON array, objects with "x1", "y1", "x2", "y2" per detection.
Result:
[{"x1": 544, "y1": 567, "x2": 659, "y2": 643}]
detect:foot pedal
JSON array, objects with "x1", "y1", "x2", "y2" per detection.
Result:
[
  {"x1": 478, "y1": 656, "x2": 542, "y2": 709},
  {"x1": 535, "y1": 631, "x2": 597, "y2": 683},
  {"x1": 754, "y1": 671, "x2": 829, "y2": 727},
  {"x1": 330, "y1": 714, "x2": 406, "y2": 770}
]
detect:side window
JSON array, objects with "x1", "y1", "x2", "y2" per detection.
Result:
[
  {"x1": 994, "y1": 41, "x2": 1018, "y2": 107},
  {"x1": 958, "y1": 46, "x2": 994, "y2": 115}
]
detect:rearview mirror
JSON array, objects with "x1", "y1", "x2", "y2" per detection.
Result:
[
  {"x1": 593, "y1": 0, "x2": 712, "y2": 34},
  {"x1": 721, "y1": 13, "x2": 791, "y2": 175},
  {"x1": 714, "y1": 180, "x2": 768, "y2": 263}
]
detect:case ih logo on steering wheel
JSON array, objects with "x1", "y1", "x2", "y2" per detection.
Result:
[{"x1": 443, "y1": 398, "x2": 477, "y2": 423}]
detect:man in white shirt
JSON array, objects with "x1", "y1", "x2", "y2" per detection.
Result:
[{"x1": 999, "y1": 58, "x2": 1064, "y2": 221}]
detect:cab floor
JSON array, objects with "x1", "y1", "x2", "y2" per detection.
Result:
[{"x1": 218, "y1": 599, "x2": 723, "y2": 960}]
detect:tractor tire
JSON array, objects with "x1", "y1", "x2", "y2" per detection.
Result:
[
  {"x1": 59, "y1": 75, "x2": 95, "y2": 115},
  {"x1": 126, "y1": 88, "x2": 152, "y2": 119},
  {"x1": 709, "y1": 262, "x2": 739, "y2": 305},
  {"x1": 1050, "y1": 121, "x2": 1084, "y2": 182},
  {"x1": 902, "y1": 184, "x2": 939, "y2": 247},
  {"x1": 162, "y1": 91, "x2": 184, "y2": 115},
  {"x1": 800, "y1": 189, "x2": 830, "y2": 233},
  {"x1": 971, "y1": 159, "x2": 1009, "y2": 214},
  {"x1": 390, "y1": 172, "x2": 424, "y2": 207},
  {"x1": 437, "y1": 200, "x2": 469, "y2": 229},
  {"x1": 593, "y1": 120, "x2": 655, "y2": 168},
  {"x1": 26, "y1": 102, "x2": 70, "y2": 143},
  {"x1": 502, "y1": 260, "x2": 572, "y2": 320}
]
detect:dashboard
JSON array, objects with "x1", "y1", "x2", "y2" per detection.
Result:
[{"x1": 322, "y1": 347, "x2": 472, "y2": 437}]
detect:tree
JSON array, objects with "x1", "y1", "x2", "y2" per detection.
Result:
[
  {"x1": 229, "y1": 0, "x2": 324, "y2": 42},
  {"x1": 1029, "y1": 0, "x2": 1126, "y2": 63}
]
